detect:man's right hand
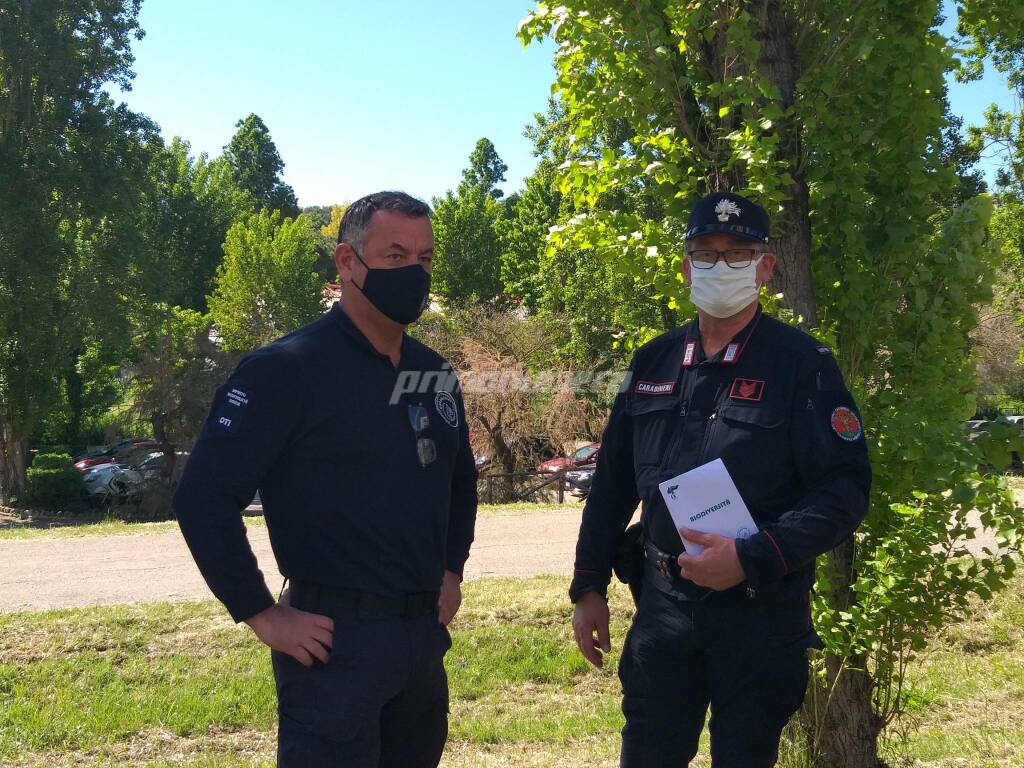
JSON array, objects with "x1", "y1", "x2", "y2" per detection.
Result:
[
  {"x1": 572, "y1": 591, "x2": 611, "y2": 668},
  {"x1": 245, "y1": 604, "x2": 334, "y2": 668}
]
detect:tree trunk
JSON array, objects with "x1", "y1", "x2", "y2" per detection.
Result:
[
  {"x1": 150, "y1": 410, "x2": 176, "y2": 483},
  {"x1": 809, "y1": 536, "x2": 885, "y2": 767},
  {"x1": 758, "y1": 8, "x2": 878, "y2": 762},
  {"x1": 768, "y1": 181, "x2": 816, "y2": 327},
  {"x1": 66, "y1": 351, "x2": 84, "y2": 450},
  {"x1": 816, "y1": 660, "x2": 884, "y2": 768},
  {"x1": 490, "y1": 432, "x2": 516, "y2": 501},
  {"x1": 0, "y1": 421, "x2": 29, "y2": 505},
  {"x1": 757, "y1": 0, "x2": 817, "y2": 328}
]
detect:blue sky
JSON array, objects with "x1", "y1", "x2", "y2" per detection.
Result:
[
  {"x1": 112, "y1": 0, "x2": 1014, "y2": 208},
  {"x1": 114, "y1": 0, "x2": 556, "y2": 207}
]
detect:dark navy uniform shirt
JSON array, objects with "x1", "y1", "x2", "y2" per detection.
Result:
[
  {"x1": 570, "y1": 306, "x2": 871, "y2": 602},
  {"x1": 175, "y1": 303, "x2": 478, "y2": 623}
]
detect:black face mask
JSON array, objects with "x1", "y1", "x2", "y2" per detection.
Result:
[{"x1": 350, "y1": 248, "x2": 431, "y2": 325}]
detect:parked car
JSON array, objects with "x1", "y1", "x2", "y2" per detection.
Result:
[
  {"x1": 565, "y1": 465, "x2": 596, "y2": 499},
  {"x1": 964, "y1": 420, "x2": 990, "y2": 444},
  {"x1": 538, "y1": 442, "x2": 601, "y2": 473},
  {"x1": 129, "y1": 449, "x2": 189, "y2": 484},
  {"x1": 72, "y1": 446, "x2": 115, "y2": 470},
  {"x1": 965, "y1": 417, "x2": 1024, "y2": 471},
  {"x1": 73, "y1": 439, "x2": 160, "y2": 471},
  {"x1": 81, "y1": 463, "x2": 144, "y2": 507},
  {"x1": 1007, "y1": 416, "x2": 1024, "y2": 469},
  {"x1": 476, "y1": 436, "x2": 560, "y2": 474},
  {"x1": 131, "y1": 450, "x2": 168, "y2": 483}
]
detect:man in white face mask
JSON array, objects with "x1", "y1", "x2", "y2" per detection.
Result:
[
  {"x1": 569, "y1": 192, "x2": 872, "y2": 767},
  {"x1": 683, "y1": 191, "x2": 776, "y2": 333}
]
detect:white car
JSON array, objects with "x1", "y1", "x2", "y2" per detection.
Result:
[
  {"x1": 82, "y1": 463, "x2": 144, "y2": 507},
  {"x1": 565, "y1": 465, "x2": 596, "y2": 499}
]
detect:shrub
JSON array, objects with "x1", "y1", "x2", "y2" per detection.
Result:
[{"x1": 22, "y1": 453, "x2": 84, "y2": 511}]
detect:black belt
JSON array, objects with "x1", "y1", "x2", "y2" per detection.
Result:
[
  {"x1": 644, "y1": 541, "x2": 682, "y2": 581},
  {"x1": 645, "y1": 541, "x2": 759, "y2": 600},
  {"x1": 291, "y1": 579, "x2": 439, "y2": 619}
]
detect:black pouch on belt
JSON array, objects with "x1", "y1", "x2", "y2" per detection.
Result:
[{"x1": 612, "y1": 522, "x2": 645, "y2": 605}]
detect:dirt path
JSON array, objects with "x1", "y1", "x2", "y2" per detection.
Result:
[
  {"x1": 1, "y1": 488, "x2": 1018, "y2": 614},
  {"x1": 0, "y1": 507, "x2": 601, "y2": 613}
]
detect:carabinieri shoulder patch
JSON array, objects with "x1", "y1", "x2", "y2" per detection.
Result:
[{"x1": 830, "y1": 406, "x2": 862, "y2": 442}]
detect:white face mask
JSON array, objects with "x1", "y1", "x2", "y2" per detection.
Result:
[{"x1": 688, "y1": 257, "x2": 762, "y2": 319}]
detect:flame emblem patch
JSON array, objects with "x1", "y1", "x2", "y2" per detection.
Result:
[{"x1": 831, "y1": 406, "x2": 862, "y2": 442}]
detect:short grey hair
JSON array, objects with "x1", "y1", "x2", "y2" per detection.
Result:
[{"x1": 338, "y1": 191, "x2": 432, "y2": 251}]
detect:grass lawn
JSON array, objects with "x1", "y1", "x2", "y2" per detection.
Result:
[
  {"x1": 0, "y1": 501, "x2": 582, "y2": 541},
  {"x1": 2, "y1": 574, "x2": 1023, "y2": 767}
]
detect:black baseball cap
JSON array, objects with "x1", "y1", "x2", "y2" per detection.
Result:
[{"x1": 684, "y1": 191, "x2": 770, "y2": 244}]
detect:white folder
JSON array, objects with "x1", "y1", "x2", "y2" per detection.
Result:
[{"x1": 657, "y1": 458, "x2": 758, "y2": 555}]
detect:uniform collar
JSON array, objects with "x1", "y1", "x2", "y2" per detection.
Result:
[
  {"x1": 330, "y1": 301, "x2": 409, "y2": 366},
  {"x1": 682, "y1": 305, "x2": 763, "y2": 367}
]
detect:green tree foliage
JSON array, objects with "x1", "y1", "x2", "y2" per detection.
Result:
[
  {"x1": 520, "y1": 2, "x2": 1024, "y2": 765},
  {"x1": 208, "y1": 211, "x2": 325, "y2": 351},
  {"x1": 961, "y1": 6, "x2": 1024, "y2": 364},
  {"x1": 433, "y1": 186, "x2": 505, "y2": 305},
  {"x1": 969, "y1": 103, "x2": 1023, "y2": 193},
  {"x1": 460, "y1": 137, "x2": 508, "y2": 198},
  {"x1": 298, "y1": 204, "x2": 349, "y2": 281},
  {"x1": 222, "y1": 114, "x2": 300, "y2": 218},
  {"x1": 937, "y1": 101, "x2": 988, "y2": 210},
  {"x1": 316, "y1": 203, "x2": 348, "y2": 279},
  {"x1": 989, "y1": 198, "x2": 1024, "y2": 330},
  {"x1": 0, "y1": 0, "x2": 154, "y2": 502},
  {"x1": 129, "y1": 306, "x2": 234, "y2": 493},
  {"x1": 433, "y1": 141, "x2": 509, "y2": 306},
  {"x1": 41, "y1": 136, "x2": 256, "y2": 460},
  {"x1": 33, "y1": 339, "x2": 132, "y2": 452},
  {"x1": 498, "y1": 172, "x2": 558, "y2": 311},
  {"x1": 318, "y1": 203, "x2": 349, "y2": 244},
  {"x1": 501, "y1": 99, "x2": 684, "y2": 368},
  {"x1": 23, "y1": 453, "x2": 83, "y2": 511},
  {"x1": 142, "y1": 138, "x2": 255, "y2": 311}
]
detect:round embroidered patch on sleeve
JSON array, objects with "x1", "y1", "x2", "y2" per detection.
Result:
[
  {"x1": 435, "y1": 390, "x2": 459, "y2": 428},
  {"x1": 831, "y1": 406, "x2": 862, "y2": 442}
]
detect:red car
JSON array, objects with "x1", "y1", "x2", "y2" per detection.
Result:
[
  {"x1": 74, "y1": 439, "x2": 160, "y2": 471},
  {"x1": 538, "y1": 442, "x2": 601, "y2": 473}
]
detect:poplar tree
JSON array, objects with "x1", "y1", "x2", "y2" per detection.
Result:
[{"x1": 520, "y1": 2, "x2": 1024, "y2": 764}]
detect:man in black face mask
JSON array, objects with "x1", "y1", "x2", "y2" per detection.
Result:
[{"x1": 175, "y1": 191, "x2": 478, "y2": 767}]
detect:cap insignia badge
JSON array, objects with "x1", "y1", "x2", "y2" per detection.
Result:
[{"x1": 715, "y1": 199, "x2": 741, "y2": 222}]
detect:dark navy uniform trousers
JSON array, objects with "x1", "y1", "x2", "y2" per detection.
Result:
[
  {"x1": 273, "y1": 584, "x2": 452, "y2": 767},
  {"x1": 618, "y1": 560, "x2": 817, "y2": 768}
]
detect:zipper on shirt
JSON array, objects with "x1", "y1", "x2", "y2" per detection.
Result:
[
  {"x1": 659, "y1": 363, "x2": 699, "y2": 474},
  {"x1": 697, "y1": 404, "x2": 722, "y2": 466}
]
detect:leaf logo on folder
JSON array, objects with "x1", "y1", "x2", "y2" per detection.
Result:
[{"x1": 657, "y1": 458, "x2": 758, "y2": 555}]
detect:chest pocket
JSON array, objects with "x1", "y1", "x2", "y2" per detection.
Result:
[
  {"x1": 629, "y1": 393, "x2": 681, "y2": 468},
  {"x1": 719, "y1": 404, "x2": 786, "y2": 430},
  {"x1": 712, "y1": 403, "x2": 790, "y2": 474}
]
